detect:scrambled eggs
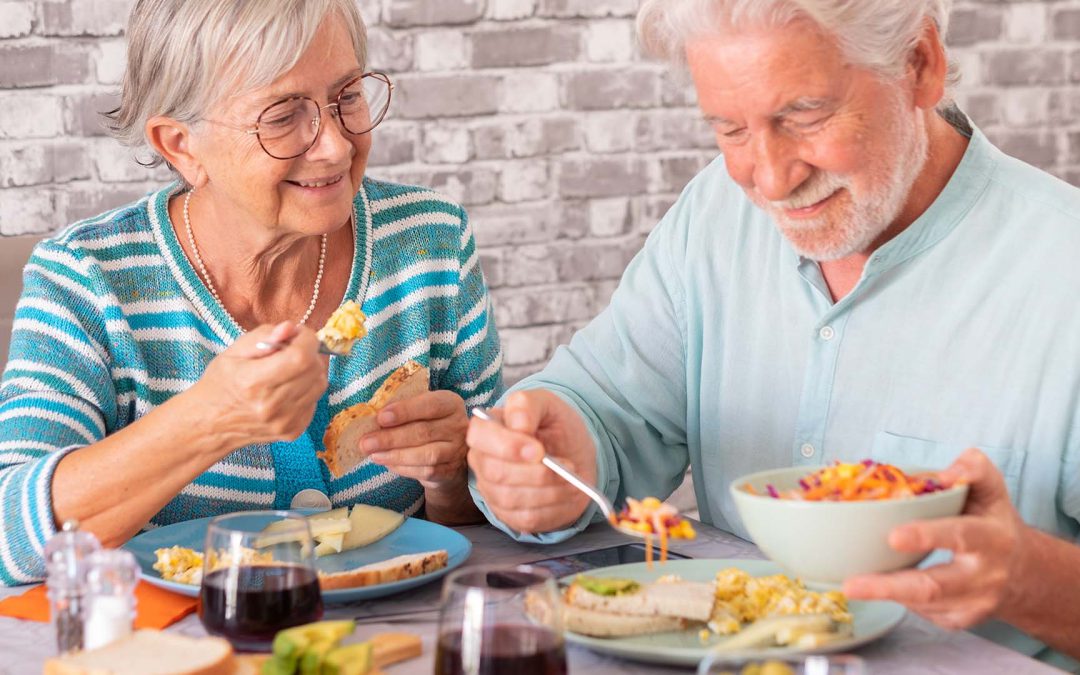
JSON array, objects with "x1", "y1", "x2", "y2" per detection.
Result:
[
  {"x1": 317, "y1": 301, "x2": 367, "y2": 353},
  {"x1": 153, "y1": 546, "x2": 274, "y2": 585},
  {"x1": 708, "y1": 568, "x2": 852, "y2": 635}
]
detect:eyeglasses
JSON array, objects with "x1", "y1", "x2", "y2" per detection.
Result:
[{"x1": 243, "y1": 72, "x2": 393, "y2": 160}]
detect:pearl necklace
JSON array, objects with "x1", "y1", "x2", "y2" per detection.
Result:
[{"x1": 183, "y1": 189, "x2": 326, "y2": 332}]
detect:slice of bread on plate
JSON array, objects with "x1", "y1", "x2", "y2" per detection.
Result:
[
  {"x1": 319, "y1": 361, "x2": 429, "y2": 478},
  {"x1": 43, "y1": 630, "x2": 235, "y2": 675},
  {"x1": 318, "y1": 549, "x2": 448, "y2": 590},
  {"x1": 563, "y1": 603, "x2": 688, "y2": 637},
  {"x1": 565, "y1": 578, "x2": 715, "y2": 622}
]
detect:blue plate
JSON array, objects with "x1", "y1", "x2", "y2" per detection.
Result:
[{"x1": 123, "y1": 515, "x2": 471, "y2": 603}]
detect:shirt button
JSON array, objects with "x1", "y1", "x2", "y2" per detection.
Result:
[
  {"x1": 800, "y1": 443, "x2": 816, "y2": 458},
  {"x1": 819, "y1": 326, "x2": 835, "y2": 341}
]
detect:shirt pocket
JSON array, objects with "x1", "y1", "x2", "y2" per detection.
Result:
[{"x1": 869, "y1": 431, "x2": 1027, "y2": 501}]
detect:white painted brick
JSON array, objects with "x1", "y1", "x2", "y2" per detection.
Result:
[
  {"x1": 1005, "y1": 3, "x2": 1047, "y2": 44},
  {"x1": 93, "y1": 139, "x2": 163, "y2": 183},
  {"x1": 487, "y1": 0, "x2": 536, "y2": 21},
  {"x1": 585, "y1": 20, "x2": 634, "y2": 63},
  {"x1": 588, "y1": 198, "x2": 631, "y2": 236},
  {"x1": 498, "y1": 159, "x2": 549, "y2": 202},
  {"x1": 0, "y1": 2, "x2": 34, "y2": 38},
  {"x1": 1001, "y1": 89, "x2": 1050, "y2": 126},
  {"x1": 0, "y1": 187, "x2": 57, "y2": 235},
  {"x1": 500, "y1": 326, "x2": 554, "y2": 365},
  {"x1": 585, "y1": 111, "x2": 635, "y2": 153},
  {"x1": 498, "y1": 72, "x2": 559, "y2": 112},
  {"x1": 0, "y1": 94, "x2": 63, "y2": 139},
  {"x1": 415, "y1": 30, "x2": 468, "y2": 71},
  {"x1": 95, "y1": 39, "x2": 127, "y2": 85},
  {"x1": 422, "y1": 123, "x2": 473, "y2": 163}
]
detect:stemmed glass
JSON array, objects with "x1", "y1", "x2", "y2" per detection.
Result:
[
  {"x1": 198, "y1": 510, "x2": 323, "y2": 651},
  {"x1": 435, "y1": 564, "x2": 567, "y2": 675}
]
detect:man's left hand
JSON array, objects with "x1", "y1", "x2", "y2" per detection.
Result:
[
  {"x1": 843, "y1": 448, "x2": 1027, "y2": 630},
  {"x1": 360, "y1": 390, "x2": 470, "y2": 490}
]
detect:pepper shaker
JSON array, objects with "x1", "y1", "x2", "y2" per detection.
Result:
[{"x1": 44, "y1": 520, "x2": 101, "y2": 654}]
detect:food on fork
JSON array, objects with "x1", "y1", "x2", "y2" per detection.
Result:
[
  {"x1": 744, "y1": 460, "x2": 951, "y2": 501},
  {"x1": 317, "y1": 300, "x2": 367, "y2": 354},
  {"x1": 319, "y1": 361, "x2": 429, "y2": 477},
  {"x1": 613, "y1": 496, "x2": 696, "y2": 565}
]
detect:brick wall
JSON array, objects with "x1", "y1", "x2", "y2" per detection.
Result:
[{"x1": 1, "y1": 0, "x2": 1078, "y2": 382}]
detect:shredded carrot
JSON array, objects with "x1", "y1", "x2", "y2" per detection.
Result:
[{"x1": 745, "y1": 460, "x2": 950, "y2": 502}]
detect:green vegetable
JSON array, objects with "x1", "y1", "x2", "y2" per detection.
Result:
[
  {"x1": 574, "y1": 575, "x2": 641, "y2": 596},
  {"x1": 321, "y1": 642, "x2": 374, "y2": 675}
]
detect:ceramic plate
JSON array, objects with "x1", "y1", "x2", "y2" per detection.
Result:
[
  {"x1": 561, "y1": 558, "x2": 905, "y2": 667},
  {"x1": 124, "y1": 515, "x2": 471, "y2": 603}
]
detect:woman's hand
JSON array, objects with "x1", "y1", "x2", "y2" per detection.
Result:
[
  {"x1": 843, "y1": 448, "x2": 1025, "y2": 629},
  {"x1": 361, "y1": 390, "x2": 471, "y2": 491},
  {"x1": 466, "y1": 390, "x2": 596, "y2": 534},
  {"x1": 189, "y1": 321, "x2": 329, "y2": 452}
]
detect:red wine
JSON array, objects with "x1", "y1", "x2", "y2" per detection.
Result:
[
  {"x1": 199, "y1": 565, "x2": 323, "y2": 651},
  {"x1": 435, "y1": 624, "x2": 567, "y2": 675}
]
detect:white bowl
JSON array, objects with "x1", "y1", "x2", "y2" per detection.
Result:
[{"x1": 730, "y1": 466, "x2": 968, "y2": 584}]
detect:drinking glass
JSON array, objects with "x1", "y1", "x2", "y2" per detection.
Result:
[
  {"x1": 198, "y1": 510, "x2": 323, "y2": 651},
  {"x1": 697, "y1": 653, "x2": 866, "y2": 675},
  {"x1": 435, "y1": 564, "x2": 567, "y2": 675}
]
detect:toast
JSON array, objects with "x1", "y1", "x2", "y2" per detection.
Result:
[
  {"x1": 319, "y1": 361, "x2": 429, "y2": 477},
  {"x1": 43, "y1": 630, "x2": 235, "y2": 675},
  {"x1": 318, "y1": 549, "x2": 448, "y2": 590}
]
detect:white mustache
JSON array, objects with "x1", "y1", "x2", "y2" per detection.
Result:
[{"x1": 763, "y1": 172, "x2": 849, "y2": 211}]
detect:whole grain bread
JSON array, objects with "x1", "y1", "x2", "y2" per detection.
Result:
[
  {"x1": 317, "y1": 549, "x2": 448, "y2": 591},
  {"x1": 319, "y1": 361, "x2": 429, "y2": 477}
]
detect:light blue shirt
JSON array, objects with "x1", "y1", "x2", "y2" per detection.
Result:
[{"x1": 472, "y1": 124, "x2": 1080, "y2": 665}]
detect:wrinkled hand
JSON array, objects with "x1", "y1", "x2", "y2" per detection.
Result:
[
  {"x1": 362, "y1": 390, "x2": 470, "y2": 491},
  {"x1": 193, "y1": 322, "x2": 328, "y2": 447},
  {"x1": 466, "y1": 390, "x2": 596, "y2": 534},
  {"x1": 843, "y1": 448, "x2": 1025, "y2": 630}
]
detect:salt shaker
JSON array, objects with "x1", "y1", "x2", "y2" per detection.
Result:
[
  {"x1": 44, "y1": 520, "x2": 101, "y2": 654},
  {"x1": 83, "y1": 549, "x2": 139, "y2": 650}
]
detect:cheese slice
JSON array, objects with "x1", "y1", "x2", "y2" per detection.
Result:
[
  {"x1": 314, "y1": 533, "x2": 345, "y2": 557},
  {"x1": 255, "y1": 515, "x2": 352, "y2": 549},
  {"x1": 341, "y1": 504, "x2": 405, "y2": 551}
]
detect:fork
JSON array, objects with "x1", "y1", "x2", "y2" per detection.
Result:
[
  {"x1": 470, "y1": 407, "x2": 649, "y2": 540},
  {"x1": 255, "y1": 338, "x2": 348, "y2": 357}
]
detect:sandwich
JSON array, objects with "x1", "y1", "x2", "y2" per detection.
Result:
[
  {"x1": 561, "y1": 575, "x2": 715, "y2": 638},
  {"x1": 319, "y1": 361, "x2": 429, "y2": 478}
]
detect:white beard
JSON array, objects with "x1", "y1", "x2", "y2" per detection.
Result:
[{"x1": 754, "y1": 105, "x2": 931, "y2": 261}]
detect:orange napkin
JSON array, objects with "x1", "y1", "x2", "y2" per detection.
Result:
[{"x1": 0, "y1": 581, "x2": 198, "y2": 629}]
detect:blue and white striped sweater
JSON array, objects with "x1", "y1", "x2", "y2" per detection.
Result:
[{"x1": 0, "y1": 178, "x2": 503, "y2": 585}]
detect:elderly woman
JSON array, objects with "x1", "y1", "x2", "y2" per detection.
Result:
[{"x1": 0, "y1": 0, "x2": 502, "y2": 585}]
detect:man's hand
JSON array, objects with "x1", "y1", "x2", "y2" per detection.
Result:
[
  {"x1": 843, "y1": 448, "x2": 1025, "y2": 630},
  {"x1": 466, "y1": 390, "x2": 597, "y2": 534}
]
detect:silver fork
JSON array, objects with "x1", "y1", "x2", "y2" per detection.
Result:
[
  {"x1": 470, "y1": 407, "x2": 650, "y2": 540},
  {"x1": 256, "y1": 339, "x2": 348, "y2": 357}
]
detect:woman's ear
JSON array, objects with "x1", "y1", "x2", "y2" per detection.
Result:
[
  {"x1": 145, "y1": 116, "x2": 207, "y2": 188},
  {"x1": 909, "y1": 17, "x2": 948, "y2": 111}
]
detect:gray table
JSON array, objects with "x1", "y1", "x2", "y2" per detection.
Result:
[{"x1": 0, "y1": 521, "x2": 1060, "y2": 674}]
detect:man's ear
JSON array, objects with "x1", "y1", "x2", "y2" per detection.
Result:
[
  {"x1": 909, "y1": 17, "x2": 949, "y2": 111},
  {"x1": 146, "y1": 116, "x2": 207, "y2": 188}
]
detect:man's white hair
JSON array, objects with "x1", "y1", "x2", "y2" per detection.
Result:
[
  {"x1": 637, "y1": 0, "x2": 957, "y2": 104},
  {"x1": 105, "y1": 0, "x2": 368, "y2": 171}
]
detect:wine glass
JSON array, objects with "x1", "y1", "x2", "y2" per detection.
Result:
[
  {"x1": 435, "y1": 564, "x2": 567, "y2": 675},
  {"x1": 198, "y1": 510, "x2": 323, "y2": 651},
  {"x1": 697, "y1": 653, "x2": 866, "y2": 675}
]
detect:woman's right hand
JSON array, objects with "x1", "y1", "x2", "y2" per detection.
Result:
[{"x1": 189, "y1": 321, "x2": 329, "y2": 450}]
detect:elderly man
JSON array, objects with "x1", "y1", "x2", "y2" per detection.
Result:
[{"x1": 466, "y1": 0, "x2": 1080, "y2": 666}]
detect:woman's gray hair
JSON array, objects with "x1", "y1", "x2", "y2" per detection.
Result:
[
  {"x1": 637, "y1": 0, "x2": 958, "y2": 106},
  {"x1": 105, "y1": 0, "x2": 368, "y2": 171}
]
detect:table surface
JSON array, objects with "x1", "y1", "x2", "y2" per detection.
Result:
[{"x1": 0, "y1": 520, "x2": 1062, "y2": 674}]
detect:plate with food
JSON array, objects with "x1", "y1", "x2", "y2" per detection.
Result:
[
  {"x1": 123, "y1": 503, "x2": 472, "y2": 603},
  {"x1": 557, "y1": 558, "x2": 905, "y2": 667}
]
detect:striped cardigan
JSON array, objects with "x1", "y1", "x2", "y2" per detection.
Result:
[{"x1": 0, "y1": 178, "x2": 503, "y2": 585}]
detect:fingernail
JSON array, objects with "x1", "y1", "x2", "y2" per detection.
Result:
[
  {"x1": 362, "y1": 438, "x2": 379, "y2": 453},
  {"x1": 522, "y1": 444, "x2": 543, "y2": 462},
  {"x1": 368, "y1": 453, "x2": 385, "y2": 465},
  {"x1": 378, "y1": 410, "x2": 396, "y2": 425},
  {"x1": 508, "y1": 412, "x2": 528, "y2": 430}
]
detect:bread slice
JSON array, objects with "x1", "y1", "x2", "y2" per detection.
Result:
[
  {"x1": 43, "y1": 630, "x2": 235, "y2": 675},
  {"x1": 565, "y1": 579, "x2": 715, "y2": 622},
  {"x1": 318, "y1": 549, "x2": 448, "y2": 590},
  {"x1": 562, "y1": 603, "x2": 688, "y2": 638},
  {"x1": 319, "y1": 361, "x2": 429, "y2": 478}
]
